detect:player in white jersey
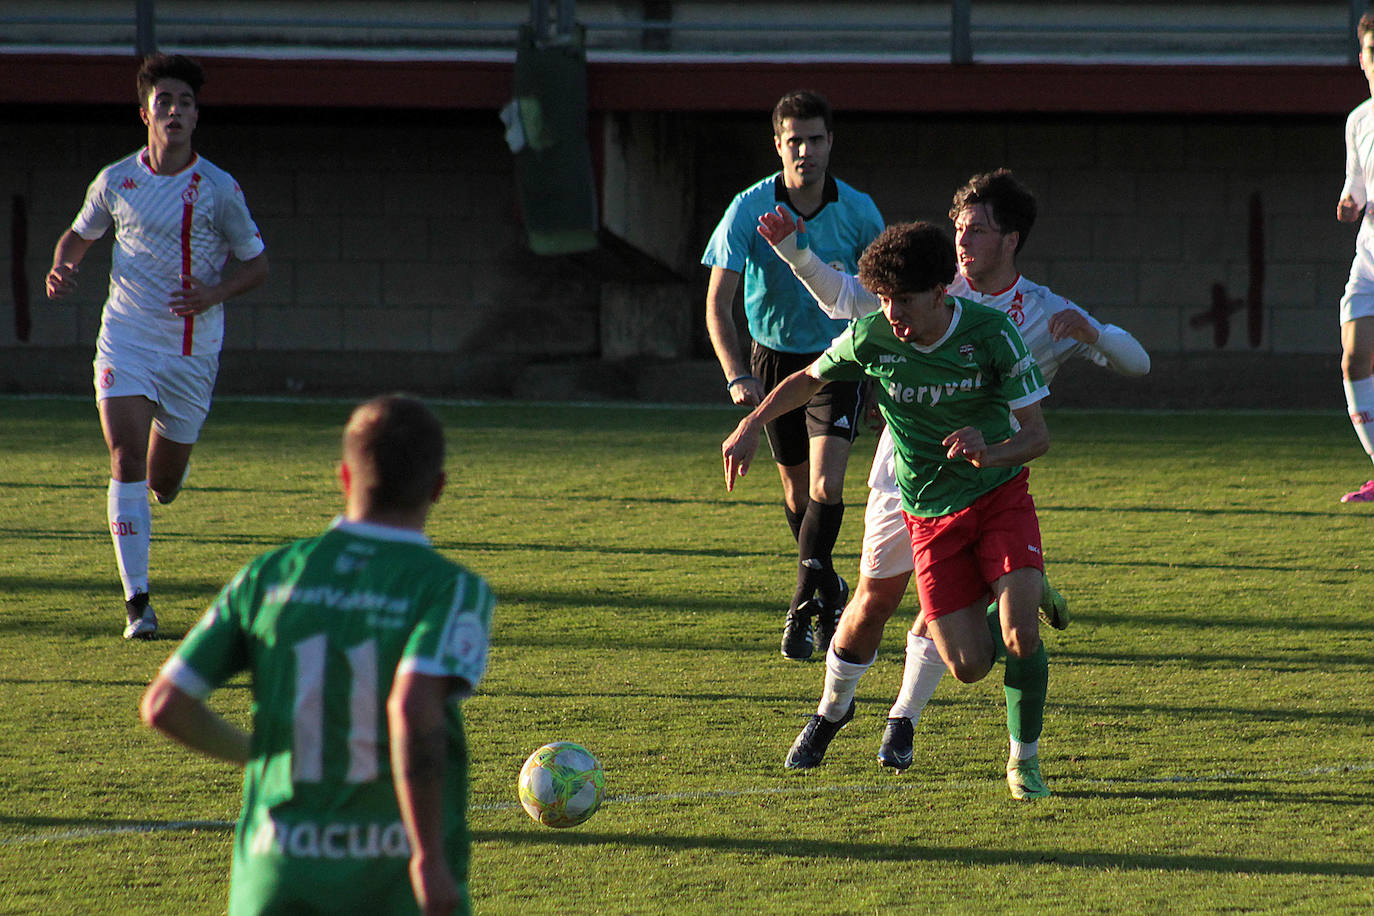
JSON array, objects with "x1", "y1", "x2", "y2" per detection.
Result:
[
  {"x1": 45, "y1": 54, "x2": 268, "y2": 639},
  {"x1": 1335, "y1": 12, "x2": 1374, "y2": 504},
  {"x1": 761, "y1": 169, "x2": 1150, "y2": 778}
]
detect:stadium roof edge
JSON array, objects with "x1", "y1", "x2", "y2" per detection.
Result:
[{"x1": 4, "y1": 52, "x2": 1365, "y2": 115}]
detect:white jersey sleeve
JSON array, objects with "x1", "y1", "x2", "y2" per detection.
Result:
[
  {"x1": 769, "y1": 234, "x2": 879, "y2": 321},
  {"x1": 1344, "y1": 100, "x2": 1373, "y2": 211}
]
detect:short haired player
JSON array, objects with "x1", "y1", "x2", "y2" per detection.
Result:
[
  {"x1": 703, "y1": 90, "x2": 885, "y2": 661},
  {"x1": 723, "y1": 221, "x2": 1059, "y2": 799},
  {"x1": 143, "y1": 395, "x2": 494, "y2": 916},
  {"x1": 45, "y1": 54, "x2": 269, "y2": 638},
  {"x1": 1335, "y1": 11, "x2": 1374, "y2": 503},
  {"x1": 758, "y1": 170, "x2": 1150, "y2": 797}
]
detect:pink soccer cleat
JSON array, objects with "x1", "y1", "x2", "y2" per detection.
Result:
[{"x1": 1341, "y1": 480, "x2": 1374, "y2": 503}]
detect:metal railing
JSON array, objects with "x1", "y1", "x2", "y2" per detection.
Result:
[{"x1": 0, "y1": 1, "x2": 1364, "y2": 65}]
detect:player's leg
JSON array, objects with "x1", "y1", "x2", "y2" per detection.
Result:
[
  {"x1": 1038, "y1": 570, "x2": 1070, "y2": 630},
  {"x1": 147, "y1": 350, "x2": 216, "y2": 505},
  {"x1": 990, "y1": 567, "x2": 1051, "y2": 799},
  {"x1": 799, "y1": 378, "x2": 863, "y2": 651},
  {"x1": 801, "y1": 433, "x2": 851, "y2": 650},
  {"x1": 906, "y1": 506, "x2": 999, "y2": 684},
  {"x1": 1339, "y1": 312, "x2": 1374, "y2": 502},
  {"x1": 979, "y1": 472, "x2": 1052, "y2": 799},
  {"x1": 772, "y1": 459, "x2": 815, "y2": 660},
  {"x1": 99, "y1": 393, "x2": 157, "y2": 639},
  {"x1": 754, "y1": 344, "x2": 821, "y2": 659},
  {"x1": 784, "y1": 486, "x2": 910, "y2": 770},
  {"x1": 147, "y1": 434, "x2": 194, "y2": 505}
]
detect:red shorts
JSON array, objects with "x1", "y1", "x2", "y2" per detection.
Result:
[{"x1": 903, "y1": 468, "x2": 1044, "y2": 621}]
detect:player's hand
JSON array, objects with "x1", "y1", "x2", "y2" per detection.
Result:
[
  {"x1": 943, "y1": 426, "x2": 989, "y2": 466},
  {"x1": 1047, "y1": 308, "x2": 1099, "y2": 344},
  {"x1": 861, "y1": 386, "x2": 885, "y2": 432},
  {"x1": 722, "y1": 421, "x2": 761, "y2": 491},
  {"x1": 169, "y1": 276, "x2": 221, "y2": 317},
  {"x1": 757, "y1": 206, "x2": 804, "y2": 246},
  {"x1": 45, "y1": 263, "x2": 79, "y2": 300},
  {"x1": 727, "y1": 376, "x2": 764, "y2": 407},
  {"x1": 1338, "y1": 196, "x2": 1364, "y2": 223},
  {"x1": 409, "y1": 856, "x2": 461, "y2": 916}
]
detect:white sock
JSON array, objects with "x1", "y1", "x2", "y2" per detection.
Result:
[
  {"x1": 107, "y1": 478, "x2": 150, "y2": 600},
  {"x1": 1343, "y1": 376, "x2": 1374, "y2": 462},
  {"x1": 817, "y1": 646, "x2": 874, "y2": 721},
  {"x1": 1010, "y1": 738, "x2": 1039, "y2": 761},
  {"x1": 888, "y1": 631, "x2": 945, "y2": 723}
]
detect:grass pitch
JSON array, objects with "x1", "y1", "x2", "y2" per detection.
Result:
[{"x1": 1, "y1": 396, "x2": 1371, "y2": 915}]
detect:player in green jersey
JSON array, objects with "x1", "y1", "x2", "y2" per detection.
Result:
[
  {"x1": 142, "y1": 395, "x2": 494, "y2": 914},
  {"x1": 723, "y1": 222, "x2": 1056, "y2": 799}
]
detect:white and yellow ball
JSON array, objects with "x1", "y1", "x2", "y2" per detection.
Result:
[{"x1": 517, "y1": 741, "x2": 605, "y2": 828}]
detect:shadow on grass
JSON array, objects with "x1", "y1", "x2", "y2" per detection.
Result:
[{"x1": 471, "y1": 828, "x2": 1374, "y2": 878}]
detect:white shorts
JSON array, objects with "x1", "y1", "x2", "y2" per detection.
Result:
[
  {"x1": 860, "y1": 483, "x2": 915, "y2": 579},
  {"x1": 1340, "y1": 267, "x2": 1374, "y2": 324},
  {"x1": 94, "y1": 339, "x2": 219, "y2": 444}
]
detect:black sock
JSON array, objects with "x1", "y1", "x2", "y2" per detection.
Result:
[
  {"x1": 793, "y1": 500, "x2": 845, "y2": 609},
  {"x1": 783, "y1": 499, "x2": 809, "y2": 543}
]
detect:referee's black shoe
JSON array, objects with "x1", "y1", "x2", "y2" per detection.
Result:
[{"x1": 780, "y1": 601, "x2": 816, "y2": 660}]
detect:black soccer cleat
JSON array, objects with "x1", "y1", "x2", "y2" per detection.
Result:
[
  {"x1": 784, "y1": 699, "x2": 856, "y2": 770},
  {"x1": 780, "y1": 600, "x2": 816, "y2": 660},
  {"x1": 877, "y1": 717, "x2": 914, "y2": 772},
  {"x1": 813, "y1": 575, "x2": 849, "y2": 655}
]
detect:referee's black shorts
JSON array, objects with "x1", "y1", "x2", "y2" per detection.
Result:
[{"x1": 751, "y1": 341, "x2": 863, "y2": 468}]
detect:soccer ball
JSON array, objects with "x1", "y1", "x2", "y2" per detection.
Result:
[{"x1": 518, "y1": 741, "x2": 605, "y2": 828}]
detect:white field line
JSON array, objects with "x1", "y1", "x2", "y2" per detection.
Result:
[{"x1": 6, "y1": 762, "x2": 1373, "y2": 847}]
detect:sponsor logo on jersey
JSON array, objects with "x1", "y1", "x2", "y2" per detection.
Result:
[
  {"x1": 958, "y1": 344, "x2": 975, "y2": 362},
  {"x1": 181, "y1": 182, "x2": 200, "y2": 205},
  {"x1": 263, "y1": 582, "x2": 411, "y2": 625},
  {"x1": 833, "y1": 415, "x2": 851, "y2": 430},
  {"x1": 120, "y1": 178, "x2": 139, "y2": 191},
  {"x1": 886, "y1": 372, "x2": 984, "y2": 406},
  {"x1": 878, "y1": 353, "x2": 907, "y2": 364},
  {"x1": 99, "y1": 367, "x2": 115, "y2": 389},
  {"x1": 247, "y1": 817, "x2": 411, "y2": 860}
]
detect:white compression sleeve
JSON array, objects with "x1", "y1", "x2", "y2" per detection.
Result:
[
  {"x1": 770, "y1": 238, "x2": 879, "y2": 321},
  {"x1": 1093, "y1": 324, "x2": 1152, "y2": 377}
]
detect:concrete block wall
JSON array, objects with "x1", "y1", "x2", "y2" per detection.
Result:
[
  {"x1": 696, "y1": 111, "x2": 1350, "y2": 367},
  {"x1": 0, "y1": 103, "x2": 1357, "y2": 405}
]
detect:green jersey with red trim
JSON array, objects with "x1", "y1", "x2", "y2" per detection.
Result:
[{"x1": 815, "y1": 297, "x2": 1048, "y2": 517}]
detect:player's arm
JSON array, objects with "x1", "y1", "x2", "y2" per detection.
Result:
[
  {"x1": 757, "y1": 205, "x2": 878, "y2": 320},
  {"x1": 943, "y1": 400, "x2": 1050, "y2": 469},
  {"x1": 722, "y1": 363, "x2": 827, "y2": 490},
  {"x1": 1339, "y1": 117, "x2": 1367, "y2": 222},
  {"x1": 705, "y1": 266, "x2": 764, "y2": 406},
  {"x1": 170, "y1": 251, "x2": 269, "y2": 318},
  {"x1": 1047, "y1": 308, "x2": 1151, "y2": 376},
  {"x1": 45, "y1": 229, "x2": 96, "y2": 300},
  {"x1": 140, "y1": 676, "x2": 251, "y2": 765},
  {"x1": 389, "y1": 670, "x2": 467, "y2": 916}
]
